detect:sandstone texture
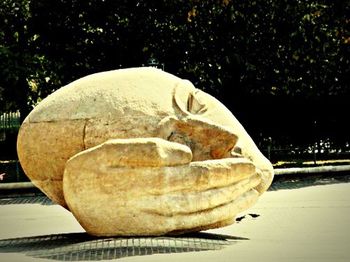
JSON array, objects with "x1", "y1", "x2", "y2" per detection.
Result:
[{"x1": 17, "y1": 67, "x2": 274, "y2": 236}]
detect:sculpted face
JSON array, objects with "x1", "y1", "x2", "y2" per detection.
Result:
[{"x1": 17, "y1": 67, "x2": 274, "y2": 236}]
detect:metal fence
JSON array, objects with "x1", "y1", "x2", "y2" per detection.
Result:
[
  {"x1": 259, "y1": 138, "x2": 350, "y2": 166},
  {"x1": 0, "y1": 111, "x2": 21, "y2": 143},
  {"x1": 0, "y1": 111, "x2": 21, "y2": 131}
]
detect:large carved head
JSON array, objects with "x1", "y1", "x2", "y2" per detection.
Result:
[{"x1": 17, "y1": 67, "x2": 273, "y2": 207}]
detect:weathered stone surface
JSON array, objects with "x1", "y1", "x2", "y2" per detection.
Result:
[
  {"x1": 17, "y1": 120, "x2": 85, "y2": 206},
  {"x1": 17, "y1": 67, "x2": 274, "y2": 235},
  {"x1": 64, "y1": 138, "x2": 260, "y2": 236}
]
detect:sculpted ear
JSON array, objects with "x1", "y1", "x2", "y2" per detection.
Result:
[{"x1": 173, "y1": 80, "x2": 207, "y2": 116}]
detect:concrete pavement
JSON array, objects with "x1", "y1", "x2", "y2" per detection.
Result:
[{"x1": 0, "y1": 182, "x2": 349, "y2": 262}]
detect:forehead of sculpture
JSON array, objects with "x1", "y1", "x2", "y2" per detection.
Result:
[{"x1": 26, "y1": 68, "x2": 184, "y2": 123}]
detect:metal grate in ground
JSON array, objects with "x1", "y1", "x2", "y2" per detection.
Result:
[
  {"x1": 0, "y1": 195, "x2": 53, "y2": 205},
  {"x1": 0, "y1": 232, "x2": 239, "y2": 261}
]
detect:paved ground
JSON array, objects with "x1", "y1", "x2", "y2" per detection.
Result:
[{"x1": 0, "y1": 181, "x2": 349, "y2": 262}]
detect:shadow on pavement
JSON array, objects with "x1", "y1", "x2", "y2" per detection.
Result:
[{"x1": 0, "y1": 232, "x2": 246, "y2": 261}]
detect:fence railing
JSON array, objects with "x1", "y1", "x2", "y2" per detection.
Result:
[
  {"x1": 0, "y1": 111, "x2": 21, "y2": 131},
  {"x1": 260, "y1": 138, "x2": 350, "y2": 166}
]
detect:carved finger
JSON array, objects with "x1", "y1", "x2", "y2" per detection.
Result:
[
  {"x1": 164, "y1": 189, "x2": 260, "y2": 234},
  {"x1": 152, "y1": 157, "x2": 256, "y2": 195},
  {"x1": 68, "y1": 137, "x2": 192, "y2": 168},
  {"x1": 254, "y1": 166, "x2": 274, "y2": 195},
  {"x1": 138, "y1": 173, "x2": 261, "y2": 216},
  {"x1": 65, "y1": 157, "x2": 256, "y2": 200}
]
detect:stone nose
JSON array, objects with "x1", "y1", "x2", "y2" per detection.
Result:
[{"x1": 158, "y1": 115, "x2": 238, "y2": 161}]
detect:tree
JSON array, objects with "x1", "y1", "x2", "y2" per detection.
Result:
[
  {"x1": 0, "y1": 0, "x2": 59, "y2": 121},
  {"x1": 1, "y1": 0, "x2": 349, "y2": 149}
]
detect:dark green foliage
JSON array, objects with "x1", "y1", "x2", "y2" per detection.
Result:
[{"x1": 0, "y1": 0, "x2": 349, "y2": 149}]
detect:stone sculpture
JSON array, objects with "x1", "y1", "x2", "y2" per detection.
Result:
[{"x1": 17, "y1": 67, "x2": 274, "y2": 236}]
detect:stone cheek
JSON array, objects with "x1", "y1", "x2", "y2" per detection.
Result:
[
  {"x1": 83, "y1": 115, "x2": 161, "y2": 149},
  {"x1": 17, "y1": 120, "x2": 86, "y2": 207}
]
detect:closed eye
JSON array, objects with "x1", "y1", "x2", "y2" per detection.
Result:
[{"x1": 187, "y1": 91, "x2": 207, "y2": 115}]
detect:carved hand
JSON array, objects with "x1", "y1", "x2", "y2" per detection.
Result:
[{"x1": 63, "y1": 138, "x2": 261, "y2": 236}]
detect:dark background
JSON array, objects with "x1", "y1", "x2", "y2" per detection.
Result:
[{"x1": 1, "y1": 0, "x2": 349, "y2": 162}]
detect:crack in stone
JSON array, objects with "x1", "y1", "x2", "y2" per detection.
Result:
[{"x1": 82, "y1": 119, "x2": 88, "y2": 150}]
